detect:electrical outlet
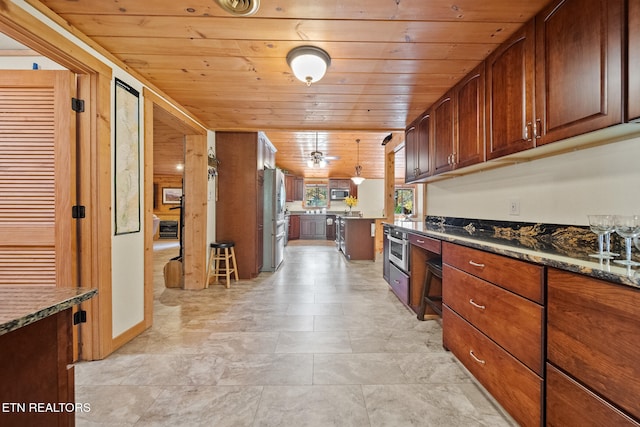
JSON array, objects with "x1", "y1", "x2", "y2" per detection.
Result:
[{"x1": 509, "y1": 199, "x2": 520, "y2": 216}]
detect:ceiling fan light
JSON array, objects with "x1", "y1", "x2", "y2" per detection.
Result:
[
  {"x1": 307, "y1": 159, "x2": 314, "y2": 168},
  {"x1": 319, "y1": 158, "x2": 327, "y2": 168},
  {"x1": 287, "y1": 46, "x2": 331, "y2": 86}
]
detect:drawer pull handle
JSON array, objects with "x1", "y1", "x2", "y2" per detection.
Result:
[
  {"x1": 469, "y1": 350, "x2": 486, "y2": 365},
  {"x1": 416, "y1": 239, "x2": 425, "y2": 243},
  {"x1": 468, "y1": 260, "x2": 485, "y2": 268},
  {"x1": 394, "y1": 280, "x2": 401, "y2": 284},
  {"x1": 469, "y1": 299, "x2": 486, "y2": 310}
]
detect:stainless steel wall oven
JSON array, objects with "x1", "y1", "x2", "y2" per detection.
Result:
[{"x1": 387, "y1": 228, "x2": 409, "y2": 272}]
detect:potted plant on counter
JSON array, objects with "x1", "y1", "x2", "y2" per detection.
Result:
[{"x1": 344, "y1": 195, "x2": 358, "y2": 215}]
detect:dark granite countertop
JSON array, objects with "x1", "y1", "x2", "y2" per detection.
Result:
[
  {"x1": 386, "y1": 216, "x2": 640, "y2": 290},
  {"x1": 0, "y1": 286, "x2": 97, "y2": 336}
]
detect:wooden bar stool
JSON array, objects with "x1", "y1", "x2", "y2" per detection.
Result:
[
  {"x1": 206, "y1": 241, "x2": 239, "y2": 288},
  {"x1": 417, "y1": 257, "x2": 443, "y2": 320}
]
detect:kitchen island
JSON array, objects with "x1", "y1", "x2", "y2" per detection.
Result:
[
  {"x1": 336, "y1": 215, "x2": 377, "y2": 261},
  {"x1": 0, "y1": 286, "x2": 97, "y2": 426}
]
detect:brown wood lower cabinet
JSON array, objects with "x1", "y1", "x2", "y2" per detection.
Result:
[
  {"x1": 299, "y1": 215, "x2": 326, "y2": 239},
  {"x1": 547, "y1": 268, "x2": 640, "y2": 423},
  {"x1": 443, "y1": 264, "x2": 544, "y2": 375},
  {"x1": 341, "y1": 218, "x2": 375, "y2": 260},
  {"x1": 443, "y1": 307, "x2": 543, "y2": 427},
  {"x1": 388, "y1": 262, "x2": 409, "y2": 305},
  {"x1": 0, "y1": 309, "x2": 75, "y2": 426},
  {"x1": 442, "y1": 242, "x2": 544, "y2": 426},
  {"x1": 288, "y1": 215, "x2": 300, "y2": 240},
  {"x1": 546, "y1": 364, "x2": 639, "y2": 427}
]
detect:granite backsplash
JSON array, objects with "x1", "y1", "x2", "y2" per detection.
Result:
[{"x1": 424, "y1": 216, "x2": 639, "y2": 263}]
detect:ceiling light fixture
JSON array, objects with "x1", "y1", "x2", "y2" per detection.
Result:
[
  {"x1": 351, "y1": 139, "x2": 365, "y2": 186},
  {"x1": 307, "y1": 132, "x2": 327, "y2": 168},
  {"x1": 287, "y1": 46, "x2": 331, "y2": 86}
]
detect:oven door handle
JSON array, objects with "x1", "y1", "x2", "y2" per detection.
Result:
[{"x1": 387, "y1": 235, "x2": 407, "y2": 245}]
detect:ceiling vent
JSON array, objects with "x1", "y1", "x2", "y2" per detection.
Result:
[{"x1": 214, "y1": 0, "x2": 259, "y2": 16}]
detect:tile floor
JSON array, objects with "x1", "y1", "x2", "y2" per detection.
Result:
[{"x1": 75, "y1": 241, "x2": 516, "y2": 426}]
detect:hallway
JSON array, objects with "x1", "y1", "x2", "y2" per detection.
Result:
[{"x1": 75, "y1": 242, "x2": 515, "y2": 426}]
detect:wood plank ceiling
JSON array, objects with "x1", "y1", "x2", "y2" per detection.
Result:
[{"x1": 32, "y1": 0, "x2": 550, "y2": 178}]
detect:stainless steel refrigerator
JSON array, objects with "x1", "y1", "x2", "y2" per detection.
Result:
[{"x1": 262, "y1": 168, "x2": 286, "y2": 271}]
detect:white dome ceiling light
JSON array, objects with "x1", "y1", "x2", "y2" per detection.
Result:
[{"x1": 287, "y1": 46, "x2": 331, "y2": 86}]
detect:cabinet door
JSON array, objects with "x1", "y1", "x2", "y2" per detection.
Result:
[
  {"x1": 294, "y1": 177, "x2": 304, "y2": 200},
  {"x1": 628, "y1": 0, "x2": 640, "y2": 122},
  {"x1": 443, "y1": 307, "x2": 543, "y2": 427},
  {"x1": 455, "y1": 62, "x2": 485, "y2": 169},
  {"x1": 404, "y1": 123, "x2": 418, "y2": 182},
  {"x1": 289, "y1": 215, "x2": 300, "y2": 240},
  {"x1": 535, "y1": 0, "x2": 623, "y2": 145},
  {"x1": 432, "y1": 93, "x2": 455, "y2": 175},
  {"x1": 285, "y1": 175, "x2": 295, "y2": 202},
  {"x1": 485, "y1": 20, "x2": 535, "y2": 160},
  {"x1": 415, "y1": 112, "x2": 431, "y2": 179},
  {"x1": 547, "y1": 268, "x2": 640, "y2": 420},
  {"x1": 547, "y1": 364, "x2": 640, "y2": 427}
]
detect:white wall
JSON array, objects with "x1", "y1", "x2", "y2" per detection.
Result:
[
  {"x1": 354, "y1": 179, "x2": 385, "y2": 217},
  {"x1": 426, "y1": 136, "x2": 640, "y2": 226},
  {"x1": 110, "y1": 75, "x2": 145, "y2": 338}
]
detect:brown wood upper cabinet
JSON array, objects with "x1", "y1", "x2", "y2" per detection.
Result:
[
  {"x1": 285, "y1": 174, "x2": 303, "y2": 202},
  {"x1": 485, "y1": 20, "x2": 536, "y2": 160},
  {"x1": 433, "y1": 63, "x2": 486, "y2": 175},
  {"x1": 486, "y1": 0, "x2": 624, "y2": 158},
  {"x1": 628, "y1": 0, "x2": 640, "y2": 122},
  {"x1": 454, "y1": 62, "x2": 486, "y2": 169},
  {"x1": 404, "y1": 111, "x2": 431, "y2": 183},
  {"x1": 431, "y1": 92, "x2": 455, "y2": 175},
  {"x1": 534, "y1": 0, "x2": 624, "y2": 145}
]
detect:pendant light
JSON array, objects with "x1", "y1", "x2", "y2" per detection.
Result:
[
  {"x1": 287, "y1": 46, "x2": 331, "y2": 86},
  {"x1": 351, "y1": 139, "x2": 365, "y2": 185}
]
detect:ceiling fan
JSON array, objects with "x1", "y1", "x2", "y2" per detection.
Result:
[{"x1": 307, "y1": 132, "x2": 338, "y2": 168}]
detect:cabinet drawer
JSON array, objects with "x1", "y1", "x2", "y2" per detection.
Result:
[
  {"x1": 546, "y1": 364, "x2": 639, "y2": 427},
  {"x1": 388, "y1": 262, "x2": 409, "y2": 305},
  {"x1": 443, "y1": 264, "x2": 544, "y2": 375},
  {"x1": 442, "y1": 241, "x2": 544, "y2": 303},
  {"x1": 443, "y1": 306, "x2": 542, "y2": 427},
  {"x1": 548, "y1": 268, "x2": 640, "y2": 421},
  {"x1": 408, "y1": 233, "x2": 441, "y2": 254}
]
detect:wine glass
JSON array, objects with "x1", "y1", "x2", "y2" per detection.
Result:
[
  {"x1": 588, "y1": 215, "x2": 615, "y2": 259},
  {"x1": 613, "y1": 215, "x2": 640, "y2": 266}
]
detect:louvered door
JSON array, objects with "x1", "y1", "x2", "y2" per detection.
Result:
[{"x1": 0, "y1": 70, "x2": 76, "y2": 288}]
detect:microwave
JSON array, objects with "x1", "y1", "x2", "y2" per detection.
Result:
[{"x1": 330, "y1": 188, "x2": 350, "y2": 200}]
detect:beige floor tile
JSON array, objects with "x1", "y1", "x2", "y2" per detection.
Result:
[
  {"x1": 75, "y1": 243, "x2": 516, "y2": 426},
  {"x1": 254, "y1": 385, "x2": 370, "y2": 427}
]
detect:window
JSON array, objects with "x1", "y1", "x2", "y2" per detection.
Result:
[
  {"x1": 394, "y1": 187, "x2": 414, "y2": 214},
  {"x1": 304, "y1": 184, "x2": 328, "y2": 208}
]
